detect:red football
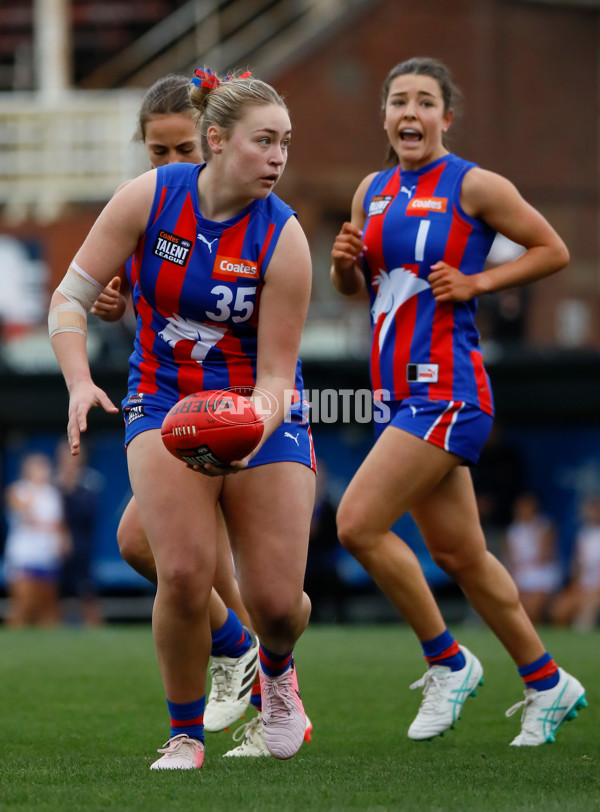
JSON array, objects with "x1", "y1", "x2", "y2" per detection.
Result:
[{"x1": 161, "y1": 390, "x2": 264, "y2": 466}]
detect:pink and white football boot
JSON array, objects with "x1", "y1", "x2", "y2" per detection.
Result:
[
  {"x1": 150, "y1": 734, "x2": 205, "y2": 770},
  {"x1": 259, "y1": 661, "x2": 306, "y2": 759}
]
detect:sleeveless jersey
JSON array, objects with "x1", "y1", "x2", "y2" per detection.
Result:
[
  {"x1": 362, "y1": 153, "x2": 496, "y2": 415},
  {"x1": 125, "y1": 162, "x2": 305, "y2": 411}
]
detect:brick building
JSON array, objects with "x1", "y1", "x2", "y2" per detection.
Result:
[{"x1": 0, "y1": 0, "x2": 598, "y2": 349}]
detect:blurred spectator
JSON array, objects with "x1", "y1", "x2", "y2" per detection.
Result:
[
  {"x1": 0, "y1": 235, "x2": 48, "y2": 341},
  {"x1": 503, "y1": 493, "x2": 562, "y2": 625},
  {"x1": 3, "y1": 452, "x2": 70, "y2": 627},
  {"x1": 55, "y1": 440, "x2": 105, "y2": 626},
  {"x1": 550, "y1": 495, "x2": 600, "y2": 631}
]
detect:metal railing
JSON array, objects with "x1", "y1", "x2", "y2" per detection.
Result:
[
  {"x1": 0, "y1": 0, "x2": 374, "y2": 221},
  {"x1": 80, "y1": 0, "x2": 368, "y2": 88},
  {"x1": 0, "y1": 89, "x2": 147, "y2": 220}
]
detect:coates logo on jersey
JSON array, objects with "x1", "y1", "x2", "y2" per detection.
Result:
[
  {"x1": 152, "y1": 230, "x2": 193, "y2": 267},
  {"x1": 406, "y1": 197, "x2": 448, "y2": 215},
  {"x1": 368, "y1": 195, "x2": 393, "y2": 217},
  {"x1": 212, "y1": 255, "x2": 260, "y2": 281}
]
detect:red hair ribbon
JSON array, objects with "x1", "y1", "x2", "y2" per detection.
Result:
[
  {"x1": 191, "y1": 67, "x2": 221, "y2": 90},
  {"x1": 191, "y1": 68, "x2": 253, "y2": 89}
]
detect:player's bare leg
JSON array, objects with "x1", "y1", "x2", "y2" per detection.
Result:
[
  {"x1": 338, "y1": 426, "x2": 586, "y2": 744},
  {"x1": 337, "y1": 428, "x2": 455, "y2": 640},
  {"x1": 213, "y1": 508, "x2": 252, "y2": 628},
  {"x1": 118, "y1": 464, "x2": 258, "y2": 733},
  {"x1": 410, "y1": 464, "x2": 545, "y2": 665},
  {"x1": 127, "y1": 430, "x2": 219, "y2": 767},
  {"x1": 222, "y1": 461, "x2": 314, "y2": 759},
  {"x1": 116, "y1": 494, "x2": 249, "y2": 634}
]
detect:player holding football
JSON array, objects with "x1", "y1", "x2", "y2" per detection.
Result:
[
  {"x1": 331, "y1": 56, "x2": 586, "y2": 746},
  {"x1": 91, "y1": 73, "x2": 312, "y2": 755},
  {"x1": 49, "y1": 68, "x2": 315, "y2": 769}
]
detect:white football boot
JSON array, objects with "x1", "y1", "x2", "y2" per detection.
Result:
[
  {"x1": 506, "y1": 668, "x2": 587, "y2": 746},
  {"x1": 223, "y1": 711, "x2": 313, "y2": 757},
  {"x1": 204, "y1": 628, "x2": 259, "y2": 732},
  {"x1": 223, "y1": 714, "x2": 270, "y2": 757},
  {"x1": 408, "y1": 645, "x2": 484, "y2": 740}
]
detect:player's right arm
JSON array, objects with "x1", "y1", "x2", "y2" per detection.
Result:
[
  {"x1": 330, "y1": 172, "x2": 375, "y2": 296},
  {"x1": 49, "y1": 171, "x2": 156, "y2": 453}
]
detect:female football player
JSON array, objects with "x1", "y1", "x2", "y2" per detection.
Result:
[
  {"x1": 50, "y1": 68, "x2": 315, "y2": 769},
  {"x1": 331, "y1": 56, "x2": 586, "y2": 747}
]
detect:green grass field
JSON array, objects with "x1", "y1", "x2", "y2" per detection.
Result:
[{"x1": 0, "y1": 624, "x2": 597, "y2": 811}]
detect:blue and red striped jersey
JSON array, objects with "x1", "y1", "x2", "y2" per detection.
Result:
[
  {"x1": 361, "y1": 153, "x2": 496, "y2": 415},
  {"x1": 125, "y1": 162, "x2": 305, "y2": 407}
]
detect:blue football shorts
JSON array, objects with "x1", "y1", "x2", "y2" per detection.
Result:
[
  {"x1": 373, "y1": 396, "x2": 493, "y2": 465},
  {"x1": 122, "y1": 393, "x2": 316, "y2": 471}
]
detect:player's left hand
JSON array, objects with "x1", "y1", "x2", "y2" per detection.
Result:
[{"x1": 428, "y1": 262, "x2": 477, "y2": 302}]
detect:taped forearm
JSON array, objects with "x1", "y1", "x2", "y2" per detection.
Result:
[{"x1": 48, "y1": 261, "x2": 104, "y2": 339}]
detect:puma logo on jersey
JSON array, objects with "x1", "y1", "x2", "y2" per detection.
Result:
[
  {"x1": 407, "y1": 363, "x2": 439, "y2": 383},
  {"x1": 197, "y1": 234, "x2": 218, "y2": 253},
  {"x1": 401, "y1": 185, "x2": 416, "y2": 199},
  {"x1": 284, "y1": 431, "x2": 300, "y2": 446}
]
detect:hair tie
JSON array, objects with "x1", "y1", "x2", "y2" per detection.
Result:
[
  {"x1": 190, "y1": 67, "x2": 221, "y2": 90},
  {"x1": 190, "y1": 68, "x2": 253, "y2": 90}
]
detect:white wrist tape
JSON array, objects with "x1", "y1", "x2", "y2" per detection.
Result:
[{"x1": 48, "y1": 262, "x2": 104, "y2": 339}]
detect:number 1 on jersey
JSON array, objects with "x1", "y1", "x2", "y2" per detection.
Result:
[{"x1": 415, "y1": 220, "x2": 431, "y2": 262}]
